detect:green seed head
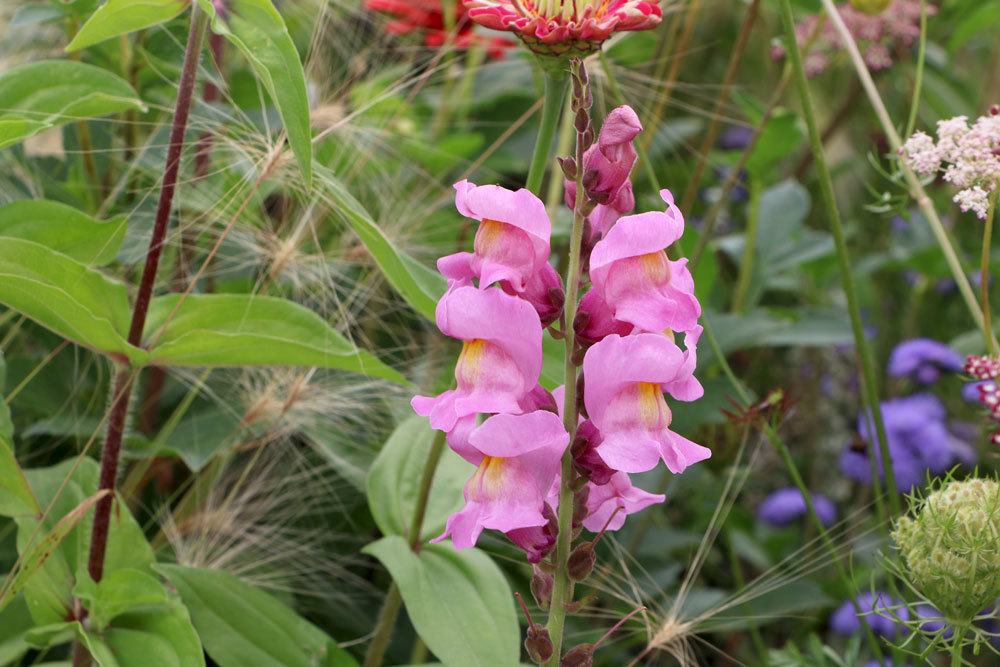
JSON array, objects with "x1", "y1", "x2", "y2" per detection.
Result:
[{"x1": 891, "y1": 477, "x2": 1000, "y2": 625}]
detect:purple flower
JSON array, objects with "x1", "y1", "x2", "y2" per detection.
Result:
[
  {"x1": 914, "y1": 603, "x2": 952, "y2": 638},
  {"x1": 756, "y1": 487, "x2": 837, "y2": 528},
  {"x1": 840, "y1": 394, "x2": 968, "y2": 491},
  {"x1": 963, "y1": 380, "x2": 991, "y2": 403},
  {"x1": 829, "y1": 592, "x2": 909, "y2": 639},
  {"x1": 716, "y1": 126, "x2": 753, "y2": 151},
  {"x1": 887, "y1": 338, "x2": 963, "y2": 384}
]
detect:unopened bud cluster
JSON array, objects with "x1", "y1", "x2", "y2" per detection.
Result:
[
  {"x1": 892, "y1": 477, "x2": 1000, "y2": 624},
  {"x1": 963, "y1": 354, "x2": 1000, "y2": 445}
]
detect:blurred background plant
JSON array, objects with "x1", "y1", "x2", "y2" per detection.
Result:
[{"x1": 0, "y1": 0, "x2": 998, "y2": 665}]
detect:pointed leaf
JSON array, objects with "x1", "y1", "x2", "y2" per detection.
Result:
[
  {"x1": 0, "y1": 238, "x2": 134, "y2": 359},
  {"x1": 197, "y1": 0, "x2": 312, "y2": 184},
  {"x1": 322, "y1": 174, "x2": 444, "y2": 321},
  {"x1": 0, "y1": 60, "x2": 145, "y2": 139},
  {"x1": 155, "y1": 564, "x2": 358, "y2": 667},
  {"x1": 0, "y1": 200, "x2": 127, "y2": 265},
  {"x1": 67, "y1": 0, "x2": 189, "y2": 51},
  {"x1": 0, "y1": 118, "x2": 52, "y2": 150},
  {"x1": 0, "y1": 434, "x2": 39, "y2": 518},
  {"x1": 143, "y1": 294, "x2": 407, "y2": 384},
  {"x1": 74, "y1": 569, "x2": 170, "y2": 630},
  {"x1": 363, "y1": 536, "x2": 519, "y2": 667},
  {"x1": 78, "y1": 601, "x2": 205, "y2": 667}
]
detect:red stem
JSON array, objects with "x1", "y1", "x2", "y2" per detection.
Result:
[{"x1": 86, "y1": 8, "x2": 207, "y2": 583}]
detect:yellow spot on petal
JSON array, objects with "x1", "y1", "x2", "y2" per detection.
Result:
[
  {"x1": 475, "y1": 219, "x2": 508, "y2": 254},
  {"x1": 456, "y1": 339, "x2": 487, "y2": 387},
  {"x1": 471, "y1": 455, "x2": 507, "y2": 501},
  {"x1": 639, "y1": 251, "x2": 670, "y2": 284},
  {"x1": 637, "y1": 381, "x2": 670, "y2": 428}
]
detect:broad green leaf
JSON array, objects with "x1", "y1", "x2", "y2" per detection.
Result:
[
  {"x1": 322, "y1": 174, "x2": 444, "y2": 321},
  {"x1": 1, "y1": 490, "x2": 108, "y2": 614},
  {"x1": 0, "y1": 200, "x2": 126, "y2": 265},
  {"x1": 366, "y1": 416, "x2": 472, "y2": 541},
  {"x1": 74, "y1": 569, "x2": 169, "y2": 630},
  {"x1": 363, "y1": 536, "x2": 519, "y2": 667},
  {"x1": 0, "y1": 596, "x2": 34, "y2": 665},
  {"x1": 128, "y1": 403, "x2": 243, "y2": 472},
  {"x1": 155, "y1": 564, "x2": 358, "y2": 667},
  {"x1": 0, "y1": 433, "x2": 39, "y2": 518},
  {"x1": 142, "y1": 293, "x2": 407, "y2": 384},
  {"x1": 67, "y1": 0, "x2": 188, "y2": 51},
  {"x1": 0, "y1": 118, "x2": 52, "y2": 150},
  {"x1": 197, "y1": 0, "x2": 312, "y2": 184},
  {"x1": 78, "y1": 601, "x2": 205, "y2": 667},
  {"x1": 0, "y1": 238, "x2": 134, "y2": 358},
  {"x1": 0, "y1": 60, "x2": 145, "y2": 143}
]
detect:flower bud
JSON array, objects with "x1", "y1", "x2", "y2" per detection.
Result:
[
  {"x1": 567, "y1": 542, "x2": 596, "y2": 581},
  {"x1": 575, "y1": 108, "x2": 590, "y2": 134},
  {"x1": 525, "y1": 624, "x2": 554, "y2": 664},
  {"x1": 531, "y1": 566, "x2": 554, "y2": 610},
  {"x1": 560, "y1": 643, "x2": 594, "y2": 667},
  {"x1": 991, "y1": 104, "x2": 1000, "y2": 116},
  {"x1": 848, "y1": 0, "x2": 892, "y2": 14},
  {"x1": 892, "y1": 477, "x2": 1000, "y2": 625},
  {"x1": 558, "y1": 156, "x2": 577, "y2": 181}
]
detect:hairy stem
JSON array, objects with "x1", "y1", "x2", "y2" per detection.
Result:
[
  {"x1": 778, "y1": 0, "x2": 899, "y2": 518},
  {"x1": 526, "y1": 70, "x2": 568, "y2": 194},
  {"x1": 86, "y1": 6, "x2": 207, "y2": 584}
]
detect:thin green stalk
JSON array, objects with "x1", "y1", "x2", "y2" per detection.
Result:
[
  {"x1": 778, "y1": 0, "x2": 899, "y2": 518},
  {"x1": 950, "y1": 627, "x2": 966, "y2": 667},
  {"x1": 903, "y1": 0, "x2": 927, "y2": 139},
  {"x1": 817, "y1": 0, "x2": 994, "y2": 348},
  {"x1": 545, "y1": 62, "x2": 589, "y2": 667},
  {"x1": 526, "y1": 71, "x2": 568, "y2": 194},
  {"x1": 362, "y1": 430, "x2": 447, "y2": 667},
  {"x1": 982, "y1": 194, "x2": 998, "y2": 355},
  {"x1": 545, "y1": 97, "x2": 575, "y2": 218},
  {"x1": 725, "y1": 530, "x2": 768, "y2": 664},
  {"x1": 731, "y1": 177, "x2": 762, "y2": 312}
]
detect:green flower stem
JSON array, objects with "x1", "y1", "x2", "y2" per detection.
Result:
[
  {"x1": 526, "y1": 70, "x2": 568, "y2": 194},
  {"x1": 950, "y1": 627, "x2": 966, "y2": 667},
  {"x1": 545, "y1": 64, "x2": 589, "y2": 666},
  {"x1": 598, "y1": 52, "x2": 660, "y2": 198},
  {"x1": 903, "y1": 0, "x2": 928, "y2": 139},
  {"x1": 731, "y1": 177, "x2": 762, "y2": 312},
  {"x1": 778, "y1": 0, "x2": 900, "y2": 519},
  {"x1": 362, "y1": 429, "x2": 447, "y2": 667},
  {"x1": 982, "y1": 194, "x2": 998, "y2": 355},
  {"x1": 817, "y1": 0, "x2": 995, "y2": 349},
  {"x1": 545, "y1": 97, "x2": 576, "y2": 217}
]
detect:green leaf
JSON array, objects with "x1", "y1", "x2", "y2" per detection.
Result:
[
  {"x1": 67, "y1": 0, "x2": 188, "y2": 51},
  {"x1": 0, "y1": 433, "x2": 39, "y2": 518},
  {"x1": 0, "y1": 596, "x2": 35, "y2": 665},
  {"x1": 197, "y1": 0, "x2": 312, "y2": 184},
  {"x1": 155, "y1": 564, "x2": 358, "y2": 667},
  {"x1": 322, "y1": 174, "x2": 445, "y2": 321},
  {"x1": 0, "y1": 60, "x2": 145, "y2": 146},
  {"x1": 363, "y1": 536, "x2": 519, "y2": 667},
  {"x1": 0, "y1": 238, "x2": 134, "y2": 359},
  {"x1": 1, "y1": 490, "x2": 108, "y2": 615},
  {"x1": 78, "y1": 601, "x2": 205, "y2": 667},
  {"x1": 366, "y1": 416, "x2": 472, "y2": 541},
  {"x1": 0, "y1": 200, "x2": 127, "y2": 265},
  {"x1": 142, "y1": 294, "x2": 407, "y2": 384},
  {"x1": 0, "y1": 118, "x2": 52, "y2": 150},
  {"x1": 74, "y1": 569, "x2": 170, "y2": 630}
]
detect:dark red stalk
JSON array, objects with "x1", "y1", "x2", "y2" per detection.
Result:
[{"x1": 86, "y1": 8, "x2": 207, "y2": 583}]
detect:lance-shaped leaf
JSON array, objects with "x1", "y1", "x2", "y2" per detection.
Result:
[
  {"x1": 363, "y1": 537, "x2": 520, "y2": 667},
  {"x1": 155, "y1": 564, "x2": 358, "y2": 667},
  {"x1": 0, "y1": 118, "x2": 52, "y2": 150},
  {"x1": 143, "y1": 294, "x2": 407, "y2": 384},
  {"x1": 75, "y1": 600, "x2": 206, "y2": 667},
  {"x1": 197, "y1": 0, "x2": 312, "y2": 184},
  {"x1": 0, "y1": 60, "x2": 145, "y2": 143},
  {"x1": 0, "y1": 238, "x2": 134, "y2": 359},
  {"x1": 0, "y1": 434, "x2": 38, "y2": 519},
  {"x1": 322, "y1": 173, "x2": 444, "y2": 321},
  {"x1": 0, "y1": 200, "x2": 127, "y2": 265},
  {"x1": 67, "y1": 0, "x2": 189, "y2": 52}
]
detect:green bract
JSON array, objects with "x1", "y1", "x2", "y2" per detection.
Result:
[{"x1": 892, "y1": 477, "x2": 1000, "y2": 625}]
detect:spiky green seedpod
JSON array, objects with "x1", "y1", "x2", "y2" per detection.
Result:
[{"x1": 891, "y1": 477, "x2": 1000, "y2": 625}]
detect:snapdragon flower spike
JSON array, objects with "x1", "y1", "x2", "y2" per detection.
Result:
[
  {"x1": 582, "y1": 471, "x2": 664, "y2": 532},
  {"x1": 434, "y1": 410, "x2": 569, "y2": 549},
  {"x1": 464, "y1": 0, "x2": 662, "y2": 56},
  {"x1": 411, "y1": 285, "x2": 543, "y2": 432},
  {"x1": 565, "y1": 106, "x2": 642, "y2": 241},
  {"x1": 581, "y1": 190, "x2": 701, "y2": 336},
  {"x1": 440, "y1": 180, "x2": 554, "y2": 293},
  {"x1": 582, "y1": 333, "x2": 709, "y2": 474}
]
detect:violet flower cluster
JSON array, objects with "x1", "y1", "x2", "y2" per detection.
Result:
[
  {"x1": 774, "y1": 1, "x2": 931, "y2": 76},
  {"x1": 412, "y1": 104, "x2": 709, "y2": 564},
  {"x1": 901, "y1": 106, "x2": 1000, "y2": 219}
]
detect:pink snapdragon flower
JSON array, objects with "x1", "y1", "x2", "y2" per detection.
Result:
[
  {"x1": 464, "y1": 0, "x2": 662, "y2": 52},
  {"x1": 565, "y1": 106, "x2": 642, "y2": 241},
  {"x1": 577, "y1": 190, "x2": 701, "y2": 336},
  {"x1": 434, "y1": 410, "x2": 569, "y2": 549},
  {"x1": 583, "y1": 333, "x2": 709, "y2": 473},
  {"x1": 901, "y1": 108, "x2": 1000, "y2": 220},
  {"x1": 583, "y1": 472, "x2": 664, "y2": 532},
  {"x1": 411, "y1": 285, "x2": 543, "y2": 431},
  {"x1": 440, "y1": 180, "x2": 553, "y2": 292}
]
